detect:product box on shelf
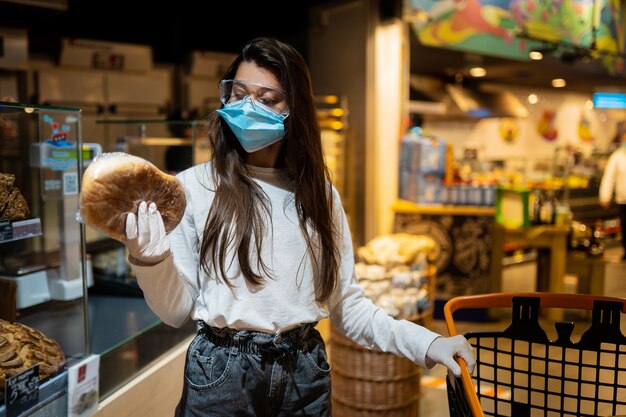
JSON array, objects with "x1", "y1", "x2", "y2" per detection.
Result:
[
  {"x1": 417, "y1": 137, "x2": 447, "y2": 175},
  {"x1": 495, "y1": 186, "x2": 530, "y2": 228},
  {"x1": 399, "y1": 131, "x2": 447, "y2": 176},
  {"x1": 399, "y1": 172, "x2": 442, "y2": 205}
]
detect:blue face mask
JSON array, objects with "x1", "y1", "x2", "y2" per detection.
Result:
[{"x1": 216, "y1": 97, "x2": 287, "y2": 153}]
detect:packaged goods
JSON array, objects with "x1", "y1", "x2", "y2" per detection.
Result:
[{"x1": 355, "y1": 233, "x2": 435, "y2": 319}]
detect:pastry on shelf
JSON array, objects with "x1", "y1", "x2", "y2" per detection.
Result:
[{"x1": 0, "y1": 173, "x2": 30, "y2": 221}]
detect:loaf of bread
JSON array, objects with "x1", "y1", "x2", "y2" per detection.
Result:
[
  {"x1": 80, "y1": 152, "x2": 187, "y2": 242},
  {"x1": 0, "y1": 173, "x2": 30, "y2": 221},
  {"x1": 0, "y1": 319, "x2": 65, "y2": 388},
  {"x1": 356, "y1": 233, "x2": 436, "y2": 267}
]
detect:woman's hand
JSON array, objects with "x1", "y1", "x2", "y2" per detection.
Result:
[
  {"x1": 425, "y1": 335, "x2": 476, "y2": 378},
  {"x1": 125, "y1": 201, "x2": 170, "y2": 265}
]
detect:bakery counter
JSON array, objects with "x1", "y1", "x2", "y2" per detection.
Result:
[{"x1": 15, "y1": 291, "x2": 196, "y2": 402}]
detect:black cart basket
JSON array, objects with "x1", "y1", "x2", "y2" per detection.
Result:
[{"x1": 444, "y1": 292, "x2": 626, "y2": 417}]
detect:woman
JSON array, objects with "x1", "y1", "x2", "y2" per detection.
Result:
[{"x1": 125, "y1": 37, "x2": 475, "y2": 416}]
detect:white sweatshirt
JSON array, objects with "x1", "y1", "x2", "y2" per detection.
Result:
[
  {"x1": 128, "y1": 161, "x2": 439, "y2": 367},
  {"x1": 600, "y1": 147, "x2": 626, "y2": 205}
]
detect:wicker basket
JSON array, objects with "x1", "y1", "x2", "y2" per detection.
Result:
[{"x1": 330, "y1": 326, "x2": 421, "y2": 417}]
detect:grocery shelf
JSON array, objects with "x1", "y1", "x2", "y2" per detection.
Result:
[{"x1": 392, "y1": 200, "x2": 495, "y2": 216}]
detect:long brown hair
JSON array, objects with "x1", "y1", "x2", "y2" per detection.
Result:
[{"x1": 200, "y1": 37, "x2": 339, "y2": 302}]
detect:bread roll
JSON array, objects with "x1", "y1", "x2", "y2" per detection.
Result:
[{"x1": 80, "y1": 152, "x2": 186, "y2": 242}]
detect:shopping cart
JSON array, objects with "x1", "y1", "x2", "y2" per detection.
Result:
[{"x1": 444, "y1": 292, "x2": 626, "y2": 417}]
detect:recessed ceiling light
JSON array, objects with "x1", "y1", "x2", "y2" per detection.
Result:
[
  {"x1": 528, "y1": 94, "x2": 538, "y2": 104},
  {"x1": 529, "y1": 51, "x2": 543, "y2": 60},
  {"x1": 585, "y1": 100, "x2": 594, "y2": 109},
  {"x1": 551, "y1": 78, "x2": 566, "y2": 88},
  {"x1": 469, "y1": 67, "x2": 486, "y2": 77}
]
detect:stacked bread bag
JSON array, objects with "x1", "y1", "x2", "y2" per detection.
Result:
[{"x1": 355, "y1": 233, "x2": 435, "y2": 319}]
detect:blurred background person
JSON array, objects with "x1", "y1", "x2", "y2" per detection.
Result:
[{"x1": 599, "y1": 121, "x2": 626, "y2": 261}]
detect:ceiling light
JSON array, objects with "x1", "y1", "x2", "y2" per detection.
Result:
[
  {"x1": 551, "y1": 78, "x2": 566, "y2": 88},
  {"x1": 529, "y1": 51, "x2": 543, "y2": 60},
  {"x1": 528, "y1": 94, "x2": 538, "y2": 104},
  {"x1": 469, "y1": 67, "x2": 486, "y2": 77},
  {"x1": 585, "y1": 100, "x2": 594, "y2": 109}
]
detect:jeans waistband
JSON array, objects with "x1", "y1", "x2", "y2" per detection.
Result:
[{"x1": 197, "y1": 321, "x2": 318, "y2": 355}]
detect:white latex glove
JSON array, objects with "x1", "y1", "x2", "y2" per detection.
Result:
[
  {"x1": 425, "y1": 335, "x2": 476, "y2": 378},
  {"x1": 125, "y1": 201, "x2": 170, "y2": 265}
]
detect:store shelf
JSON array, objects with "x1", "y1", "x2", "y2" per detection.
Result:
[
  {"x1": 392, "y1": 199, "x2": 495, "y2": 216},
  {"x1": 0, "y1": 218, "x2": 42, "y2": 244}
]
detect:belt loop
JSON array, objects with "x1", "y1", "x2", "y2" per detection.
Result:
[{"x1": 273, "y1": 331, "x2": 283, "y2": 346}]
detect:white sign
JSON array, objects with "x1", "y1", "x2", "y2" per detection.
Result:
[{"x1": 67, "y1": 354, "x2": 100, "y2": 417}]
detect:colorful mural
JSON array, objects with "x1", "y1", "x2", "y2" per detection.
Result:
[{"x1": 407, "y1": 0, "x2": 625, "y2": 73}]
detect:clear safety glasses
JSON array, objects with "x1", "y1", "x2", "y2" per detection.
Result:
[{"x1": 219, "y1": 79, "x2": 289, "y2": 116}]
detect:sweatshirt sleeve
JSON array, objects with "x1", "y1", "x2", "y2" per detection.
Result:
[
  {"x1": 600, "y1": 152, "x2": 618, "y2": 205},
  {"x1": 127, "y1": 176, "x2": 200, "y2": 328},
  {"x1": 326, "y1": 188, "x2": 440, "y2": 367}
]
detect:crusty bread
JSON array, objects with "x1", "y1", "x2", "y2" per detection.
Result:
[
  {"x1": 0, "y1": 319, "x2": 65, "y2": 389},
  {"x1": 0, "y1": 173, "x2": 30, "y2": 221},
  {"x1": 80, "y1": 152, "x2": 187, "y2": 242}
]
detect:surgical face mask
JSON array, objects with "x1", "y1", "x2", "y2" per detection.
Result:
[{"x1": 217, "y1": 96, "x2": 287, "y2": 153}]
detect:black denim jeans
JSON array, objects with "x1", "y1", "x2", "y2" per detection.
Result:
[{"x1": 175, "y1": 322, "x2": 332, "y2": 417}]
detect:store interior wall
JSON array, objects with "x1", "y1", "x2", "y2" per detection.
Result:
[
  {"x1": 422, "y1": 86, "x2": 622, "y2": 163},
  {"x1": 309, "y1": 0, "x2": 370, "y2": 246}
]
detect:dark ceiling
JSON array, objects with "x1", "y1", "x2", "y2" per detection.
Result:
[
  {"x1": 1, "y1": 0, "x2": 624, "y2": 94},
  {"x1": 0, "y1": 0, "x2": 336, "y2": 61}
]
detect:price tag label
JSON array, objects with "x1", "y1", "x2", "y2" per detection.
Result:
[
  {"x1": 6, "y1": 365, "x2": 39, "y2": 417},
  {"x1": 0, "y1": 220, "x2": 12, "y2": 241}
]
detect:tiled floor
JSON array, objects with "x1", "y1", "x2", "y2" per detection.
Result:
[{"x1": 418, "y1": 246, "x2": 626, "y2": 417}]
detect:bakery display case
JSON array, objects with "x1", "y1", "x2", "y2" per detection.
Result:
[
  {"x1": 0, "y1": 101, "x2": 90, "y2": 415},
  {"x1": 0, "y1": 104, "x2": 198, "y2": 416}
]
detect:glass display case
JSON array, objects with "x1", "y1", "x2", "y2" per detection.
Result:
[
  {"x1": 0, "y1": 105, "x2": 198, "y2": 416},
  {"x1": 0, "y1": 101, "x2": 89, "y2": 415}
]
